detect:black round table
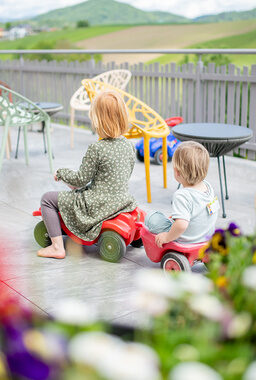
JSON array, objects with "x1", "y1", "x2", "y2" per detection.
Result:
[
  {"x1": 33, "y1": 102, "x2": 63, "y2": 117},
  {"x1": 172, "y1": 123, "x2": 253, "y2": 218},
  {"x1": 16, "y1": 102, "x2": 63, "y2": 158}
]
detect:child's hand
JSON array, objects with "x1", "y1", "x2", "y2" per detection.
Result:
[
  {"x1": 54, "y1": 171, "x2": 59, "y2": 181},
  {"x1": 155, "y1": 232, "x2": 169, "y2": 248},
  {"x1": 67, "y1": 184, "x2": 77, "y2": 190}
]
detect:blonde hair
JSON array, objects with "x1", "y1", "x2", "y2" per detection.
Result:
[
  {"x1": 89, "y1": 90, "x2": 129, "y2": 139},
  {"x1": 172, "y1": 141, "x2": 209, "y2": 185}
]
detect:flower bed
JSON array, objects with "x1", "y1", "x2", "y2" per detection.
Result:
[{"x1": 0, "y1": 223, "x2": 256, "y2": 380}]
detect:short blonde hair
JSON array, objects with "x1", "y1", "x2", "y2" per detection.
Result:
[
  {"x1": 172, "y1": 141, "x2": 209, "y2": 185},
  {"x1": 89, "y1": 90, "x2": 129, "y2": 139}
]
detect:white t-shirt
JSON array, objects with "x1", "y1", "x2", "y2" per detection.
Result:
[{"x1": 171, "y1": 180, "x2": 219, "y2": 243}]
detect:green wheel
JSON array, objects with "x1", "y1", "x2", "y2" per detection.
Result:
[
  {"x1": 34, "y1": 221, "x2": 51, "y2": 248},
  {"x1": 98, "y1": 231, "x2": 126, "y2": 263}
]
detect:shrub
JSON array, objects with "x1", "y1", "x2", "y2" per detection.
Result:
[{"x1": 76, "y1": 20, "x2": 90, "y2": 28}]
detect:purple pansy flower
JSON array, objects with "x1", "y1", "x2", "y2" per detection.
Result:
[{"x1": 228, "y1": 223, "x2": 241, "y2": 237}]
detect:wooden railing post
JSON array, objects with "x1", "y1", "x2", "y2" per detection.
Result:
[
  {"x1": 195, "y1": 56, "x2": 203, "y2": 123},
  {"x1": 19, "y1": 54, "x2": 24, "y2": 95}
]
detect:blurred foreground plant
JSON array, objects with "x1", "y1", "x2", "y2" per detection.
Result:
[{"x1": 0, "y1": 223, "x2": 256, "y2": 380}]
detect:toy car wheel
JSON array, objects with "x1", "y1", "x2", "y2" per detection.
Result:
[
  {"x1": 130, "y1": 238, "x2": 143, "y2": 248},
  {"x1": 154, "y1": 149, "x2": 171, "y2": 165},
  {"x1": 161, "y1": 252, "x2": 191, "y2": 272},
  {"x1": 136, "y1": 150, "x2": 144, "y2": 162},
  {"x1": 34, "y1": 221, "x2": 51, "y2": 248},
  {"x1": 98, "y1": 231, "x2": 126, "y2": 263}
]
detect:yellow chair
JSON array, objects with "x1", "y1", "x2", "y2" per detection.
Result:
[{"x1": 82, "y1": 79, "x2": 170, "y2": 203}]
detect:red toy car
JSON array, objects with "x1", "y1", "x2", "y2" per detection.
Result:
[
  {"x1": 33, "y1": 207, "x2": 146, "y2": 263},
  {"x1": 136, "y1": 222, "x2": 208, "y2": 272}
]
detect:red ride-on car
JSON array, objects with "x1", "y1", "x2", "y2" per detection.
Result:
[
  {"x1": 33, "y1": 207, "x2": 146, "y2": 263},
  {"x1": 136, "y1": 222, "x2": 208, "y2": 272}
]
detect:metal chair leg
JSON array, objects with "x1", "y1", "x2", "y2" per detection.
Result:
[
  {"x1": 7, "y1": 129, "x2": 12, "y2": 155},
  {"x1": 0, "y1": 118, "x2": 10, "y2": 171},
  {"x1": 45, "y1": 119, "x2": 53, "y2": 173},
  {"x1": 23, "y1": 125, "x2": 29, "y2": 166},
  {"x1": 222, "y1": 156, "x2": 229, "y2": 200},
  {"x1": 217, "y1": 156, "x2": 226, "y2": 218},
  {"x1": 15, "y1": 126, "x2": 21, "y2": 159},
  {"x1": 42, "y1": 122, "x2": 54, "y2": 159},
  {"x1": 5, "y1": 136, "x2": 10, "y2": 159}
]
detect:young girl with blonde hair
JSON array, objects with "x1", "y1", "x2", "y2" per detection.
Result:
[{"x1": 38, "y1": 90, "x2": 137, "y2": 259}]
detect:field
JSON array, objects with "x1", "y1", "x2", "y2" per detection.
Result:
[
  {"x1": 0, "y1": 19, "x2": 255, "y2": 66},
  {"x1": 76, "y1": 20, "x2": 256, "y2": 65},
  {"x1": 0, "y1": 25, "x2": 130, "y2": 59},
  {"x1": 149, "y1": 26, "x2": 256, "y2": 67}
]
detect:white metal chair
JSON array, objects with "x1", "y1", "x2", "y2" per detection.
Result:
[{"x1": 69, "y1": 69, "x2": 132, "y2": 148}]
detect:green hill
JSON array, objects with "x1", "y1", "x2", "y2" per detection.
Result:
[
  {"x1": 31, "y1": 0, "x2": 188, "y2": 27},
  {"x1": 195, "y1": 8, "x2": 256, "y2": 23}
]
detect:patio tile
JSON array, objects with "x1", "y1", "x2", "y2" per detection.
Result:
[
  {"x1": 0, "y1": 202, "x2": 36, "y2": 233},
  {"x1": 125, "y1": 245, "x2": 160, "y2": 268},
  {"x1": 1, "y1": 123, "x2": 255, "y2": 325},
  {"x1": 5, "y1": 254, "x2": 146, "y2": 321},
  {"x1": 0, "y1": 281, "x2": 48, "y2": 317}
]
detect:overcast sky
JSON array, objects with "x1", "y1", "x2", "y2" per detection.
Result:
[{"x1": 1, "y1": 0, "x2": 256, "y2": 20}]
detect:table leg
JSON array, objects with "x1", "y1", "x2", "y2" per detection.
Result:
[
  {"x1": 45, "y1": 119, "x2": 53, "y2": 173},
  {"x1": 222, "y1": 156, "x2": 229, "y2": 200},
  {"x1": 143, "y1": 135, "x2": 151, "y2": 203},
  {"x1": 42, "y1": 121, "x2": 47, "y2": 154},
  {"x1": 42, "y1": 122, "x2": 54, "y2": 159},
  {"x1": 15, "y1": 126, "x2": 21, "y2": 159},
  {"x1": 217, "y1": 156, "x2": 226, "y2": 218}
]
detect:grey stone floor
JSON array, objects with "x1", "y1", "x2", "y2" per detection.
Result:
[{"x1": 0, "y1": 124, "x2": 255, "y2": 324}]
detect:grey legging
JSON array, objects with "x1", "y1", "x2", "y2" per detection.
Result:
[{"x1": 41, "y1": 191, "x2": 62, "y2": 238}]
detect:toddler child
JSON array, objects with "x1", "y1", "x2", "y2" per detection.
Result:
[
  {"x1": 145, "y1": 141, "x2": 219, "y2": 248},
  {"x1": 38, "y1": 90, "x2": 137, "y2": 259}
]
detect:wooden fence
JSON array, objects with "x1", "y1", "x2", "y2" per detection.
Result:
[{"x1": 0, "y1": 59, "x2": 255, "y2": 159}]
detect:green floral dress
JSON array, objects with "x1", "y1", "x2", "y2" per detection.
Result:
[{"x1": 56, "y1": 137, "x2": 137, "y2": 241}]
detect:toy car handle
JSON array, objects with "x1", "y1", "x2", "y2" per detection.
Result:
[
  {"x1": 135, "y1": 221, "x2": 144, "y2": 230},
  {"x1": 33, "y1": 207, "x2": 42, "y2": 217},
  {"x1": 165, "y1": 117, "x2": 183, "y2": 127}
]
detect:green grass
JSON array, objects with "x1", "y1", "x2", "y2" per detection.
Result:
[
  {"x1": 148, "y1": 28, "x2": 256, "y2": 68},
  {"x1": 0, "y1": 25, "x2": 130, "y2": 60},
  {"x1": 1, "y1": 22, "x2": 255, "y2": 67},
  {"x1": 190, "y1": 28, "x2": 256, "y2": 67}
]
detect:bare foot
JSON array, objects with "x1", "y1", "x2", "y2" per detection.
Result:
[{"x1": 37, "y1": 244, "x2": 65, "y2": 259}]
